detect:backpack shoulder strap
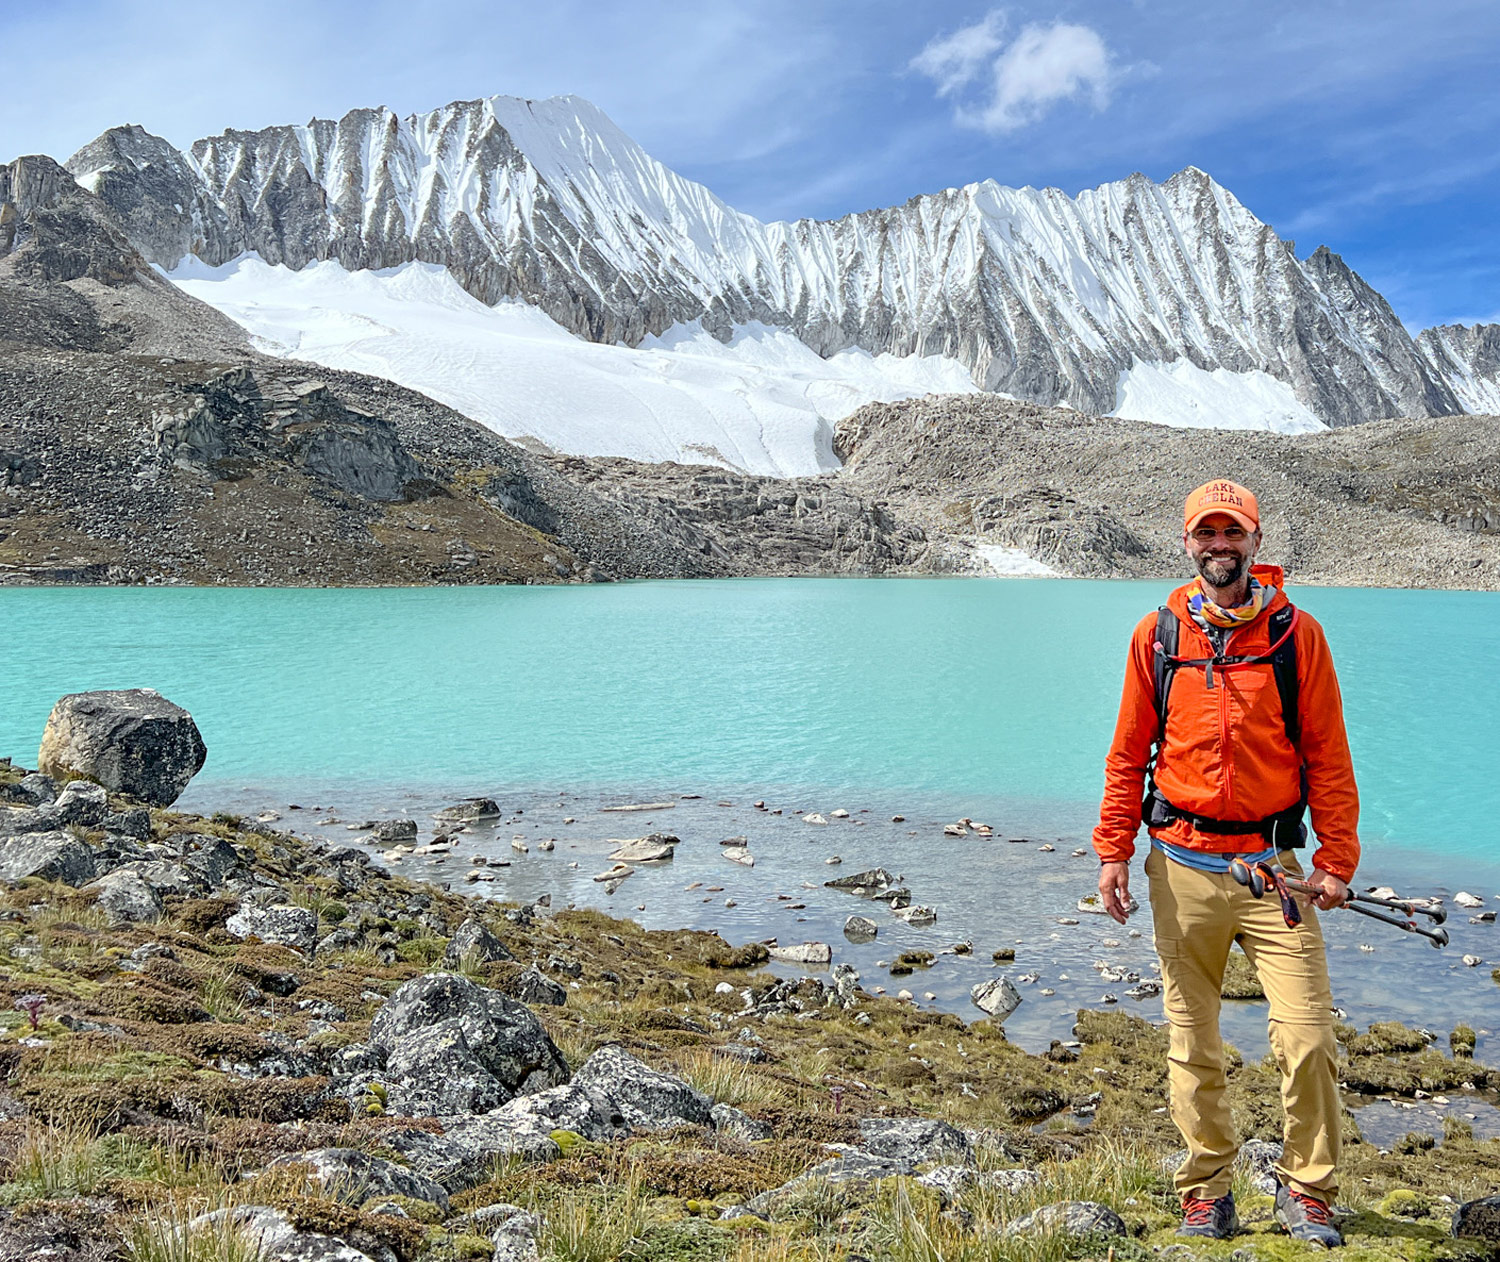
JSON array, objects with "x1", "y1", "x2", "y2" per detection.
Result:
[
  {"x1": 1266, "y1": 602, "x2": 1301, "y2": 747},
  {"x1": 1151, "y1": 607, "x2": 1179, "y2": 748}
]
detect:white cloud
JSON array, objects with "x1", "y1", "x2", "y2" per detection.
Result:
[
  {"x1": 912, "y1": 12, "x2": 1113, "y2": 134},
  {"x1": 907, "y1": 11, "x2": 1008, "y2": 98}
]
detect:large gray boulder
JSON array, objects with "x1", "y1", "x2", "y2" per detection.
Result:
[
  {"x1": 37, "y1": 689, "x2": 206, "y2": 806},
  {"x1": 0, "y1": 830, "x2": 97, "y2": 886},
  {"x1": 266, "y1": 1148, "x2": 449, "y2": 1213}
]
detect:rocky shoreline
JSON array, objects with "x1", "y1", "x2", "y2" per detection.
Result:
[{"x1": 2, "y1": 746, "x2": 1500, "y2": 1259}]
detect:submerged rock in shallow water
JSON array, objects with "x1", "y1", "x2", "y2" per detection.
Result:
[{"x1": 971, "y1": 976, "x2": 1022, "y2": 1020}]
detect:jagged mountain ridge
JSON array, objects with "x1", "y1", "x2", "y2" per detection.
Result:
[{"x1": 59, "y1": 93, "x2": 1486, "y2": 428}]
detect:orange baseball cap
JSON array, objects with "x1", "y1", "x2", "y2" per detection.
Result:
[{"x1": 1184, "y1": 479, "x2": 1259, "y2": 533}]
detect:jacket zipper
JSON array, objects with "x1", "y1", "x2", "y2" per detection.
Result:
[{"x1": 1217, "y1": 624, "x2": 1236, "y2": 813}]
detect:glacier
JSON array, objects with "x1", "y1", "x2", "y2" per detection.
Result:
[{"x1": 166, "y1": 256, "x2": 982, "y2": 476}]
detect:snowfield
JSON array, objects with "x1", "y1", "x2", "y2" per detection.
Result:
[
  {"x1": 167, "y1": 256, "x2": 1331, "y2": 478},
  {"x1": 1111, "y1": 357, "x2": 1327, "y2": 433},
  {"x1": 165, "y1": 257, "x2": 981, "y2": 478}
]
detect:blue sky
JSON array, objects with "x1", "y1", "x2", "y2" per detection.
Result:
[{"x1": 4, "y1": 0, "x2": 1497, "y2": 330}]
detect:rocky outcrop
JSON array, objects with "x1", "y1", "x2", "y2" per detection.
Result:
[
  {"x1": 225, "y1": 902, "x2": 319, "y2": 954},
  {"x1": 153, "y1": 368, "x2": 421, "y2": 501},
  {"x1": 37, "y1": 690, "x2": 206, "y2": 806}
]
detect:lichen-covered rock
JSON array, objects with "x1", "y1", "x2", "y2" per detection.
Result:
[
  {"x1": 0, "y1": 830, "x2": 97, "y2": 886},
  {"x1": 1003, "y1": 1201, "x2": 1127, "y2": 1238},
  {"x1": 37, "y1": 689, "x2": 206, "y2": 806},
  {"x1": 365, "y1": 973, "x2": 569, "y2": 1113},
  {"x1": 190, "y1": 1205, "x2": 393, "y2": 1262},
  {"x1": 1, "y1": 772, "x2": 55, "y2": 806},
  {"x1": 443, "y1": 917, "x2": 513, "y2": 966},
  {"x1": 843, "y1": 915, "x2": 878, "y2": 942},
  {"x1": 370, "y1": 818, "x2": 418, "y2": 841},
  {"x1": 84, "y1": 867, "x2": 163, "y2": 924},
  {"x1": 917, "y1": 1165, "x2": 1040, "y2": 1204},
  {"x1": 711, "y1": 1102, "x2": 772, "y2": 1141},
  {"x1": 225, "y1": 902, "x2": 318, "y2": 953},
  {"x1": 859, "y1": 1116, "x2": 972, "y2": 1166},
  {"x1": 384, "y1": 1021, "x2": 510, "y2": 1116},
  {"x1": 0, "y1": 780, "x2": 108, "y2": 836},
  {"x1": 511, "y1": 965, "x2": 566, "y2": 1006},
  {"x1": 570, "y1": 1043, "x2": 713, "y2": 1131},
  {"x1": 266, "y1": 1147, "x2": 449, "y2": 1213},
  {"x1": 745, "y1": 1151, "x2": 913, "y2": 1216}
]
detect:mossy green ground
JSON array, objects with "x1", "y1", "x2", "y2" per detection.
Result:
[{"x1": 0, "y1": 761, "x2": 1496, "y2": 1260}]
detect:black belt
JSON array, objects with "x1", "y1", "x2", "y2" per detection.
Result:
[{"x1": 1144, "y1": 784, "x2": 1307, "y2": 849}]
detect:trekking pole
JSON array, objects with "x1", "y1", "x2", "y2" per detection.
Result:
[
  {"x1": 1277, "y1": 873, "x2": 1450, "y2": 949},
  {"x1": 1230, "y1": 859, "x2": 1450, "y2": 949}
]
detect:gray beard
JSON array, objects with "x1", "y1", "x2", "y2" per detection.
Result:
[{"x1": 1195, "y1": 553, "x2": 1247, "y2": 590}]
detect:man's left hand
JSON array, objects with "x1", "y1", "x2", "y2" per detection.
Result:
[{"x1": 1303, "y1": 868, "x2": 1348, "y2": 910}]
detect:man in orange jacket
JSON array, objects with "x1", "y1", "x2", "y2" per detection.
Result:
[{"x1": 1094, "y1": 478, "x2": 1357, "y2": 1247}]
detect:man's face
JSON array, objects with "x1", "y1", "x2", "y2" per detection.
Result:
[{"x1": 1185, "y1": 512, "x2": 1260, "y2": 590}]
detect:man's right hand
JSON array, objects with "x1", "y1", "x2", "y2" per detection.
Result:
[{"x1": 1099, "y1": 861, "x2": 1132, "y2": 925}]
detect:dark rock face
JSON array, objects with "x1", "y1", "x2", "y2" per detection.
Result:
[
  {"x1": 36, "y1": 690, "x2": 206, "y2": 807},
  {"x1": 153, "y1": 369, "x2": 421, "y2": 502},
  {"x1": 0, "y1": 831, "x2": 97, "y2": 885}
]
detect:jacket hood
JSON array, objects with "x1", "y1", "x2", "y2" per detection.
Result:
[{"x1": 1167, "y1": 563, "x2": 1288, "y2": 621}]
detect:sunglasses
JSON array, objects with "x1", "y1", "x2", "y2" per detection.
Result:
[{"x1": 1190, "y1": 525, "x2": 1250, "y2": 542}]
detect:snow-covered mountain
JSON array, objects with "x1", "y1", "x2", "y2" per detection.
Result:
[{"x1": 61, "y1": 93, "x2": 1476, "y2": 469}]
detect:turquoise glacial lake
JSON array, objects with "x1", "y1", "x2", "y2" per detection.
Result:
[
  {"x1": 3, "y1": 576, "x2": 1498, "y2": 868},
  {"x1": 5, "y1": 577, "x2": 1500, "y2": 1055}
]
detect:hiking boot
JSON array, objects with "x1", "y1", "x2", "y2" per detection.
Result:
[
  {"x1": 1177, "y1": 1191, "x2": 1240, "y2": 1238},
  {"x1": 1275, "y1": 1185, "x2": 1342, "y2": 1248}
]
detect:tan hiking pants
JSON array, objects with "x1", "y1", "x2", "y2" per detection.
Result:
[{"x1": 1143, "y1": 845, "x2": 1340, "y2": 1202}]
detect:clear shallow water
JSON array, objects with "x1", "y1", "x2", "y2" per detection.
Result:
[{"x1": 3, "y1": 577, "x2": 1500, "y2": 1053}]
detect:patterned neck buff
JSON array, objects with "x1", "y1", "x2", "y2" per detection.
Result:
[{"x1": 1188, "y1": 576, "x2": 1276, "y2": 630}]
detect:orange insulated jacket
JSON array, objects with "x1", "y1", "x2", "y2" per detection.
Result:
[{"x1": 1092, "y1": 565, "x2": 1361, "y2": 882}]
